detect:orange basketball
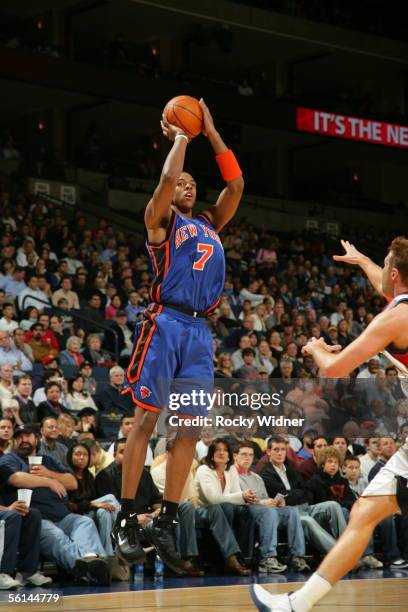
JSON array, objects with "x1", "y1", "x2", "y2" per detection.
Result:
[{"x1": 163, "y1": 95, "x2": 203, "y2": 139}]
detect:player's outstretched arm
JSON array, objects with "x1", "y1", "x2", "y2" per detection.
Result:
[
  {"x1": 145, "y1": 116, "x2": 189, "y2": 238},
  {"x1": 333, "y1": 239, "x2": 390, "y2": 299},
  {"x1": 199, "y1": 99, "x2": 244, "y2": 232},
  {"x1": 302, "y1": 309, "x2": 399, "y2": 377}
]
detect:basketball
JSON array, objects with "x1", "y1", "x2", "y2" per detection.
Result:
[{"x1": 163, "y1": 95, "x2": 203, "y2": 139}]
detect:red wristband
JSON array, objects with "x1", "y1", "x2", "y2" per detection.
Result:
[{"x1": 216, "y1": 149, "x2": 242, "y2": 182}]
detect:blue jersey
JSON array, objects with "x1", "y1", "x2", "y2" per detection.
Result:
[{"x1": 146, "y1": 211, "x2": 225, "y2": 313}]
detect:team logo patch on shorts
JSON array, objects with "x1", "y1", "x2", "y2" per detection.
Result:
[{"x1": 140, "y1": 385, "x2": 152, "y2": 399}]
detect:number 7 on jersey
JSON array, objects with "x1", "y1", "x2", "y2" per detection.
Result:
[{"x1": 193, "y1": 243, "x2": 214, "y2": 271}]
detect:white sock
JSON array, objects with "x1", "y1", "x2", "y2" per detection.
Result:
[{"x1": 289, "y1": 573, "x2": 332, "y2": 612}]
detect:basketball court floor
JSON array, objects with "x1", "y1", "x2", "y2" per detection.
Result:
[{"x1": 3, "y1": 570, "x2": 408, "y2": 612}]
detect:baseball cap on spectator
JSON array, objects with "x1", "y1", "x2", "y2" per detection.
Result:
[
  {"x1": 13, "y1": 423, "x2": 39, "y2": 438},
  {"x1": 77, "y1": 407, "x2": 98, "y2": 417},
  {"x1": 115, "y1": 310, "x2": 127, "y2": 317},
  {"x1": 42, "y1": 355, "x2": 58, "y2": 366},
  {"x1": 258, "y1": 367, "x2": 269, "y2": 375},
  {"x1": 79, "y1": 361, "x2": 92, "y2": 369}
]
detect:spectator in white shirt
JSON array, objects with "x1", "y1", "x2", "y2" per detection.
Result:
[
  {"x1": 16, "y1": 239, "x2": 38, "y2": 267},
  {"x1": 0, "y1": 303, "x2": 18, "y2": 333},
  {"x1": 18, "y1": 275, "x2": 50, "y2": 313},
  {"x1": 239, "y1": 281, "x2": 265, "y2": 307},
  {"x1": 359, "y1": 436, "x2": 380, "y2": 480}
]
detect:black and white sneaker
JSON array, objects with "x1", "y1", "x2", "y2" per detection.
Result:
[
  {"x1": 112, "y1": 512, "x2": 146, "y2": 564},
  {"x1": 144, "y1": 517, "x2": 186, "y2": 575},
  {"x1": 74, "y1": 556, "x2": 111, "y2": 586}
]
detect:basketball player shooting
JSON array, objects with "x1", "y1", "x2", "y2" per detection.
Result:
[
  {"x1": 250, "y1": 237, "x2": 408, "y2": 611},
  {"x1": 112, "y1": 99, "x2": 244, "y2": 573}
]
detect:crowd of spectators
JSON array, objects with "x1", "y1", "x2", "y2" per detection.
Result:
[{"x1": 0, "y1": 185, "x2": 406, "y2": 587}]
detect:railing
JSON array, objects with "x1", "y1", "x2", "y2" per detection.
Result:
[{"x1": 21, "y1": 295, "x2": 120, "y2": 363}]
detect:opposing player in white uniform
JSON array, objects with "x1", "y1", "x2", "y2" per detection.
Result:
[{"x1": 250, "y1": 237, "x2": 408, "y2": 612}]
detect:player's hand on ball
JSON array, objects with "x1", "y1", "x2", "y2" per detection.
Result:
[
  {"x1": 302, "y1": 337, "x2": 342, "y2": 356},
  {"x1": 160, "y1": 115, "x2": 189, "y2": 142},
  {"x1": 333, "y1": 240, "x2": 365, "y2": 265},
  {"x1": 199, "y1": 98, "x2": 216, "y2": 137}
]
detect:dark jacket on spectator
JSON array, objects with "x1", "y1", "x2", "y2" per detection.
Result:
[
  {"x1": 96, "y1": 465, "x2": 161, "y2": 513},
  {"x1": 94, "y1": 382, "x2": 134, "y2": 414},
  {"x1": 297, "y1": 457, "x2": 318, "y2": 481},
  {"x1": 37, "y1": 400, "x2": 70, "y2": 421},
  {"x1": 259, "y1": 462, "x2": 307, "y2": 505},
  {"x1": 68, "y1": 470, "x2": 97, "y2": 514},
  {"x1": 305, "y1": 469, "x2": 355, "y2": 510},
  {"x1": 95, "y1": 462, "x2": 122, "y2": 500},
  {"x1": 13, "y1": 395, "x2": 38, "y2": 424}
]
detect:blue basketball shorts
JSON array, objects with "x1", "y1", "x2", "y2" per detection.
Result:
[{"x1": 122, "y1": 304, "x2": 214, "y2": 417}]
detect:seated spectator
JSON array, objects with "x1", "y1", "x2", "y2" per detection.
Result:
[
  {"x1": 19, "y1": 306, "x2": 39, "y2": 331},
  {"x1": 39, "y1": 417, "x2": 69, "y2": 467},
  {"x1": 88, "y1": 439, "x2": 114, "y2": 476},
  {"x1": 105, "y1": 294, "x2": 123, "y2": 320},
  {"x1": 57, "y1": 413, "x2": 78, "y2": 448},
  {"x1": 151, "y1": 441, "x2": 250, "y2": 577},
  {"x1": 59, "y1": 336, "x2": 84, "y2": 367},
  {"x1": 0, "y1": 332, "x2": 32, "y2": 375},
  {"x1": 12, "y1": 328, "x2": 34, "y2": 363},
  {"x1": 195, "y1": 425, "x2": 214, "y2": 462},
  {"x1": 80, "y1": 293, "x2": 106, "y2": 333},
  {"x1": 65, "y1": 375, "x2": 98, "y2": 414},
  {"x1": 233, "y1": 443, "x2": 305, "y2": 573},
  {"x1": 195, "y1": 439, "x2": 252, "y2": 575},
  {"x1": 27, "y1": 324, "x2": 59, "y2": 364},
  {"x1": 296, "y1": 429, "x2": 319, "y2": 461},
  {"x1": 0, "y1": 364, "x2": 16, "y2": 405},
  {"x1": 214, "y1": 353, "x2": 233, "y2": 378},
  {"x1": 12, "y1": 375, "x2": 37, "y2": 425},
  {"x1": 0, "y1": 424, "x2": 110, "y2": 584},
  {"x1": 78, "y1": 361, "x2": 98, "y2": 395},
  {"x1": 52, "y1": 276, "x2": 80, "y2": 310},
  {"x1": 33, "y1": 370, "x2": 67, "y2": 407},
  {"x1": 18, "y1": 274, "x2": 50, "y2": 313},
  {"x1": 49, "y1": 315, "x2": 70, "y2": 351},
  {"x1": 297, "y1": 435, "x2": 328, "y2": 481},
  {"x1": 25, "y1": 314, "x2": 59, "y2": 353},
  {"x1": 94, "y1": 366, "x2": 134, "y2": 414},
  {"x1": 81, "y1": 334, "x2": 112, "y2": 367},
  {"x1": 104, "y1": 310, "x2": 133, "y2": 357},
  {"x1": 0, "y1": 265, "x2": 26, "y2": 299},
  {"x1": 305, "y1": 447, "x2": 355, "y2": 511},
  {"x1": 0, "y1": 416, "x2": 14, "y2": 456},
  {"x1": 107, "y1": 413, "x2": 134, "y2": 455},
  {"x1": 259, "y1": 435, "x2": 347, "y2": 555},
  {"x1": 37, "y1": 382, "x2": 70, "y2": 421},
  {"x1": 359, "y1": 435, "x2": 380, "y2": 480},
  {"x1": 0, "y1": 303, "x2": 18, "y2": 333},
  {"x1": 124, "y1": 291, "x2": 144, "y2": 323},
  {"x1": 231, "y1": 335, "x2": 251, "y2": 370},
  {"x1": 66, "y1": 443, "x2": 120, "y2": 560},
  {"x1": 234, "y1": 348, "x2": 258, "y2": 380},
  {"x1": 95, "y1": 438, "x2": 127, "y2": 500},
  {"x1": 0, "y1": 495, "x2": 50, "y2": 588}
]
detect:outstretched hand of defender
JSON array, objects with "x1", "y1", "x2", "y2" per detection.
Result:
[
  {"x1": 302, "y1": 337, "x2": 342, "y2": 356},
  {"x1": 160, "y1": 115, "x2": 189, "y2": 142},
  {"x1": 199, "y1": 98, "x2": 216, "y2": 137},
  {"x1": 333, "y1": 240, "x2": 365, "y2": 265}
]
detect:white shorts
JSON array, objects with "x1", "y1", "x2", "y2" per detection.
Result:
[{"x1": 362, "y1": 441, "x2": 408, "y2": 498}]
